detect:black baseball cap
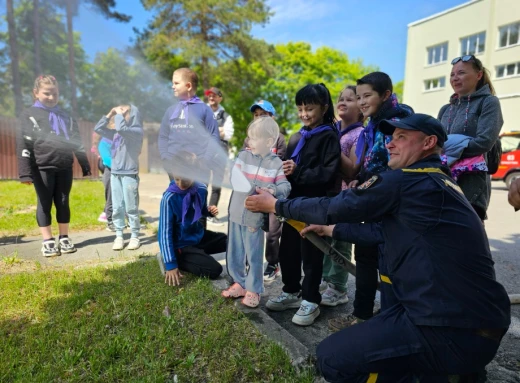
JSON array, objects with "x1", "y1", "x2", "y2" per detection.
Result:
[{"x1": 379, "y1": 113, "x2": 447, "y2": 147}]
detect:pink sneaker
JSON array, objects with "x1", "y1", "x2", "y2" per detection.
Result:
[
  {"x1": 221, "y1": 283, "x2": 246, "y2": 298},
  {"x1": 98, "y1": 212, "x2": 108, "y2": 223},
  {"x1": 241, "y1": 291, "x2": 260, "y2": 308}
]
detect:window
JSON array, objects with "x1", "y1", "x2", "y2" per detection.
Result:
[
  {"x1": 424, "y1": 77, "x2": 446, "y2": 91},
  {"x1": 500, "y1": 135, "x2": 520, "y2": 154},
  {"x1": 427, "y1": 42, "x2": 448, "y2": 65},
  {"x1": 496, "y1": 62, "x2": 520, "y2": 78},
  {"x1": 460, "y1": 32, "x2": 486, "y2": 55},
  {"x1": 499, "y1": 22, "x2": 520, "y2": 48}
]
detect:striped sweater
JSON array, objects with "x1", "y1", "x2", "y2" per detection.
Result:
[{"x1": 229, "y1": 150, "x2": 291, "y2": 228}]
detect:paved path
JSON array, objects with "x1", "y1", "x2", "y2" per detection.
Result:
[{"x1": 2, "y1": 175, "x2": 519, "y2": 381}]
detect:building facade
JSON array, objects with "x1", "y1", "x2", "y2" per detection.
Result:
[{"x1": 403, "y1": 0, "x2": 520, "y2": 132}]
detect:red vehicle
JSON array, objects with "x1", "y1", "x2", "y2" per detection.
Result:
[{"x1": 492, "y1": 131, "x2": 520, "y2": 188}]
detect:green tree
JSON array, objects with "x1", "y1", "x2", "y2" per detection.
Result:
[
  {"x1": 219, "y1": 42, "x2": 377, "y2": 147},
  {"x1": 394, "y1": 80, "x2": 404, "y2": 102},
  {"x1": 55, "y1": 0, "x2": 131, "y2": 116},
  {"x1": 79, "y1": 48, "x2": 171, "y2": 122},
  {"x1": 6, "y1": 0, "x2": 23, "y2": 116},
  {"x1": 0, "y1": 0, "x2": 90, "y2": 115},
  {"x1": 136, "y1": 0, "x2": 272, "y2": 89}
]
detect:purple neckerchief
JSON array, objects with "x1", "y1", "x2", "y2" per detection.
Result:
[
  {"x1": 33, "y1": 100, "x2": 69, "y2": 140},
  {"x1": 166, "y1": 182, "x2": 203, "y2": 225},
  {"x1": 290, "y1": 124, "x2": 333, "y2": 164},
  {"x1": 355, "y1": 94, "x2": 399, "y2": 164},
  {"x1": 338, "y1": 121, "x2": 364, "y2": 139},
  {"x1": 169, "y1": 96, "x2": 204, "y2": 129}
]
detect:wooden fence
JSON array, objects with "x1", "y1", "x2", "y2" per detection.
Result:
[{"x1": 0, "y1": 117, "x2": 162, "y2": 180}]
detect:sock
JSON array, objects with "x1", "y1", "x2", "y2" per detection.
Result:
[
  {"x1": 43, "y1": 238, "x2": 54, "y2": 242},
  {"x1": 59, "y1": 235, "x2": 68, "y2": 240}
]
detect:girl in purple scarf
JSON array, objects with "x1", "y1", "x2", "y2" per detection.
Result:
[
  {"x1": 16, "y1": 75, "x2": 91, "y2": 258},
  {"x1": 268, "y1": 83, "x2": 341, "y2": 327}
]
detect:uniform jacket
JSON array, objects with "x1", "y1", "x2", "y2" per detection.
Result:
[
  {"x1": 229, "y1": 150, "x2": 290, "y2": 228},
  {"x1": 16, "y1": 106, "x2": 90, "y2": 182},
  {"x1": 94, "y1": 105, "x2": 143, "y2": 175},
  {"x1": 211, "y1": 104, "x2": 234, "y2": 142},
  {"x1": 276, "y1": 155, "x2": 511, "y2": 329},
  {"x1": 285, "y1": 127, "x2": 341, "y2": 198}
]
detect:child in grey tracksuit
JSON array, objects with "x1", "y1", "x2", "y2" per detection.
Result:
[{"x1": 221, "y1": 117, "x2": 291, "y2": 307}]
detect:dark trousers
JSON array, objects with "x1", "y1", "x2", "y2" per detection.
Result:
[
  {"x1": 265, "y1": 213, "x2": 283, "y2": 265},
  {"x1": 177, "y1": 230, "x2": 226, "y2": 279},
  {"x1": 353, "y1": 244, "x2": 379, "y2": 320},
  {"x1": 209, "y1": 140, "x2": 229, "y2": 207},
  {"x1": 102, "y1": 167, "x2": 113, "y2": 222},
  {"x1": 317, "y1": 304, "x2": 502, "y2": 383},
  {"x1": 32, "y1": 167, "x2": 73, "y2": 227},
  {"x1": 279, "y1": 222, "x2": 324, "y2": 304}
]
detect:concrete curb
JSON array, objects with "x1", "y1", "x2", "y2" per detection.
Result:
[{"x1": 211, "y1": 277, "x2": 312, "y2": 369}]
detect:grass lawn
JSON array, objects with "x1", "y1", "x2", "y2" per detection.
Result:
[
  {"x1": 0, "y1": 179, "x2": 108, "y2": 237},
  {"x1": 0, "y1": 258, "x2": 314, "y2": 382}
]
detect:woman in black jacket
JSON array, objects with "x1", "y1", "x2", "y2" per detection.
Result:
[{"x1": 16, "y1": 75, "x2": 91, "y2": 257}]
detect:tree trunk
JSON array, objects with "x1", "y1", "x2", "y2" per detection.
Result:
[
  {"x1": 7, "y1": 0, "x2": 23, "y2": 117},
  {"x1": 66, "y1": 0, "x2": 78, "y2": 116},
  {"x1": 200, "y1": 17, "x2": 210, "y2": 90},
  {"x1": 33, "y1": 0, "x2": 42, "y2": 76}
]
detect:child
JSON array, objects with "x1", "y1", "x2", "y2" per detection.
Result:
[
  {"x1": 243, "y1": 100, "x2": 287, "y2": 281},
  {"x1": 329, "y1": 72, "x2": 414, "y2": 331},
  {"x1": 91, "y1": 132, "x2": 115, "y2": 231},
  {"x1": 320, "y1": 85, "x2": 365, "y2": 307},
  {"x1": 222, "y1": 117, "x2": 291, "y2": 308},
  {"x1": 16, "y1": 75, "x2": 91, "y2": 257},
  {"x1": 157, "y1": 151, "x2": 226, "y2": 286},
  {"x1": 94, "y1": 104, "x2": 144, "y2": 251},
  {"x1": 266, "y1": 83, "x2": 341, "y2": 326},
  {"x1": 158, "y1": 68, "x2": 220, "y2": 183}
]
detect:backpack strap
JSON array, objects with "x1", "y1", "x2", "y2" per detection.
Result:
[{"x1": 28, "y1": 116, "x2": 41, "y2": 132}]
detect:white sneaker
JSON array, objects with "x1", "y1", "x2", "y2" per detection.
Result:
[
  {"x1": 266, "y1": 291, "x2": 302, "y2": 311},
  {"x1": 292, "y1": 300, "x2": 320, "y2": 326},
  {"x1": 127, "y1": 237, "x2": 140, "y2": 250},
  {"x1": 41, "y1": 239, "x2": 61, "y2": 257},
  {"x1": 112, "y1": 237, "x2": 124, "y2": 251},
  {"x1": 58, "y1": 237, "x2": 77, "y2": 254},
  {"x1": 319, "y1": 279, "x2": 328, "y2": 292},
  {"x1": 321, "y1": 284, "x2": 349, "y2": 307}
]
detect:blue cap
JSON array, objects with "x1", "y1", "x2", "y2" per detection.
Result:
[
  {"x1": 379, "y1": 113, "x2": 448, "y2": 147},
  {"x1": 250, "y1": 100, "x2": 276, "y2": 116}
]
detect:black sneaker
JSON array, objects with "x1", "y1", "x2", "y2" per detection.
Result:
[
  {"x1": 59, "y1": 237, "x2": 77, "y2": 254},
  {"x1": 207, "y1": 217, "x2": 224, "y2": 226},
  {"x1": 106, "y1": 222, "x2": 116, "y2": 232},
  {"x1": 41, "y1": 239, "x2": 61, "y2": 257},
  {"x1": 263, "y1": 263, "x2": 280, "y2": 281}
]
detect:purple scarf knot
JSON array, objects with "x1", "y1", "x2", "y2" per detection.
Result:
[
  {"x1": 33, "y1": 100, "x2": 69, "y2": 140},
  {"x1": 167, "y1": 182, "x2": 203, "y2": 225},
  {"x1": 169, "y1": 96, "x2": 204, "y2": 129},
  {"x1": 290, "y1": 124, "x2": 333, "y2": 164}
]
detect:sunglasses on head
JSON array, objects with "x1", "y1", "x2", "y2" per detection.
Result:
[{"x1": 451, "y1": 55, "x2": 475, "y2": 65}]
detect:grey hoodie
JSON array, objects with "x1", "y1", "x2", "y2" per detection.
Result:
[
  {"x1": 94, "y1": 104, "x2": 144, "y2": 175},
  {"x1": 438, "y1": 84, "x2": 503, "y2": 218}
]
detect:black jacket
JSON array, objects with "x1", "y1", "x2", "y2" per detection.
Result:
[
  {"x1": 284, "y1": 127, "x2": 341, "y2": 198},
  {"x1": 276, "y1": 155, "x2": 510, "y2": 329},
  {"x1": 16, "y1": 106, "x2": 90, "y2": 182}
]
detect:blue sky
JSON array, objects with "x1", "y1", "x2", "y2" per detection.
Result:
[{"x1": 75, "y1": 0, "x2": 469, "y2": 82}]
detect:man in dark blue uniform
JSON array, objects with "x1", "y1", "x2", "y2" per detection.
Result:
[{"x1": 245, "y1": 114, "x2": 511, "y2": 383}]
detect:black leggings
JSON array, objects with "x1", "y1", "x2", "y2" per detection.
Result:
[
  {"x1": 353, "y1": 244, "x2": 379, "y2": 320},
  {"x1": 32, "y1": 168, "x2": 73, "y2": 227}
]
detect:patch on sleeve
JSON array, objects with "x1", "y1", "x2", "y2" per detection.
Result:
[
  {"x1": 21, "y1": 149, "x2": 31, "y2": 158},
  {"x1": 443, "y1": 178, "x2": 463, "y2": 194},
  {"x1": 358, "y1": 175, "x2": 379, "y2": 190}
]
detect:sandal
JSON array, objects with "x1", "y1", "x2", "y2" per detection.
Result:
[
  {"x1": 221, "y1": 282, "x2": 246, "y2": 298},
  {"x1": 241, "y1": 291, "x2": 260, "y2": 308},
  {"x1": 328, "y1": 314, "x2": 365, "y2": 332}
]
